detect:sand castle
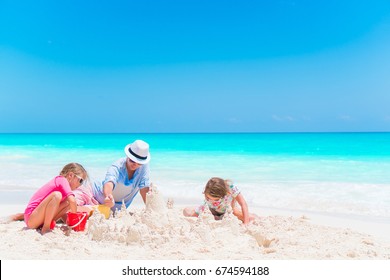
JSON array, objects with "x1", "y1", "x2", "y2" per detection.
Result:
[{"x1": 85, "y1": 183, "x2": 273, "y2": 257}]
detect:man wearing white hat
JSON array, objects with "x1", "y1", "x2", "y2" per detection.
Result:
[
  {"x1": 10, "y1": 140, "x2": 152, "y2": 221},
  {"x1": 91, "y1": 139, "x2": 151, "y2": 211}
]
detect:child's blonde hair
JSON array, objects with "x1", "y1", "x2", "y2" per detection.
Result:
[
  {"x1": 59, "y1": 163, "x2": 87, "y2": 179},
  {"x1": 204, "y1": 177, "x2": 232, "y2": 198}
]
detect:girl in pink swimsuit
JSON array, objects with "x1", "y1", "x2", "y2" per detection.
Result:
[{"x1": 24, "y1": 163, "x2": 88, "y2": 234}]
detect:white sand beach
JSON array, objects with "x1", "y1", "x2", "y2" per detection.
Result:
[{"x1": 1, "y1": 187, "x2": 390, "y2": 260}]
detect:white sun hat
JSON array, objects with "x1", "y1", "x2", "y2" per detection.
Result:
[{"x1": 124, "y1": 140, "x2": 151, "y2": 164}]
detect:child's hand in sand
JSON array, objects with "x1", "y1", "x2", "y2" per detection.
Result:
[{"x1": 104, "y1": 194, "x2": 115, "y2": 208}]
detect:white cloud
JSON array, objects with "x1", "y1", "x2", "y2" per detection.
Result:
[
  {"x1": 228, "y1": 117, "x2": 240, "y2": 124},
  {"x1": 272, "y1": 115, "x2": 295, "y2": 122},
  {"x1": 339, "y1": 115, "x2": 353, "y2": 121}
]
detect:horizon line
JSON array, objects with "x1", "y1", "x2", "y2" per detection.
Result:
[{"x1": 1, "y1": 131, "x2": 390, "y2": 134}]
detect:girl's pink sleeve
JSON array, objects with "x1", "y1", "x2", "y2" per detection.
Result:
[{"x1": 55, "y1": 176, "x2": 75, "y2": 200}]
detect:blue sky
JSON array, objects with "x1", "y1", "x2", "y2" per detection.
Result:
[{"x1": 1, "y1": 0, "x2": 390, "y2": 133}]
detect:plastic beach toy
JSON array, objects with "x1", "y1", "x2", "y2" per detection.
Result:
[
  {"x1": 66, "y1": 212, "x2": 88, "y2": 231},
  {"x1": 94, "y1": 204, "x2": 110, "y2": 219}
]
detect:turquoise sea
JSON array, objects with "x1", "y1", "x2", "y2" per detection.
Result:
[{"x1": 1, "y1": 133, "x2": 390, "y2": 222}]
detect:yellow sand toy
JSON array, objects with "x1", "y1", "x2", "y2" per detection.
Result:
[{"x1": 93, "y1": 204, "x2": 111, "y2": 219}]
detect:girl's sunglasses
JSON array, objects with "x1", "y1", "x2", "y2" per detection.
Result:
[{"x1": 75, "y1": 174, "x2": 84, "y2": 184}]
